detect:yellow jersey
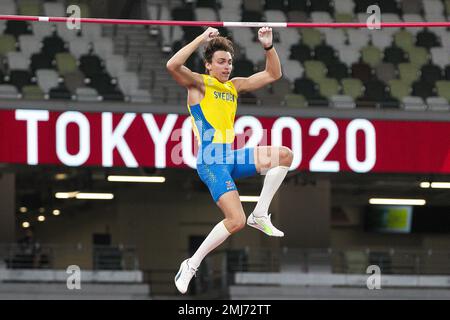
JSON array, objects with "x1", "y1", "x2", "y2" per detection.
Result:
[{"x1": 187, "y1": 74, "x2": 238, "y2": 145}]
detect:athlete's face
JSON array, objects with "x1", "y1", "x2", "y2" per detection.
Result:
[{"x1": 206, "y1": 51, "x2": 233, "y2": 83}]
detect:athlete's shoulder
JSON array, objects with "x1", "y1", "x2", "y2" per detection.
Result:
[
  {"x1": 225, "y1": 79, "x2": 238, "y2": 94},
  {"x1": 202, "y1": 74, "x2": 216, "y2": 86}
]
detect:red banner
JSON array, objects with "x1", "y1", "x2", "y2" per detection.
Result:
[{"x1": 1, "y1": 109, "x2": 449, "y2": 174}]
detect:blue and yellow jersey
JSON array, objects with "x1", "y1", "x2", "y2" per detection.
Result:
[{"x1": 188, "y1": 74, "x2": 238, "y2": 145}]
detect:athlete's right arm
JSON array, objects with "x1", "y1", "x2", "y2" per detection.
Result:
[{"x1": 166, "y1": 27, "x2": 219, "y2": 88}]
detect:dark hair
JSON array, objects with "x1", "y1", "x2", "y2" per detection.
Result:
[{"x1": 203, "y1": 36, "x2": 234, "y2": 65}]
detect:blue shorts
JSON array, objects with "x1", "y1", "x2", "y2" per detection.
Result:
[{"x1": 196, "y1": 144, "x2": 257, "y2": 202}]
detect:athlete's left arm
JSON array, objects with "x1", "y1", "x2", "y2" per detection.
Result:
[{"x1": 231, "y1": 27, "x2": 282, "y2": 93}]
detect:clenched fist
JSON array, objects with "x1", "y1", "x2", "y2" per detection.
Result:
[
  {"x1": 200, "y1": 27, "x2": 220, "y2": 44},
  {"x1": 258, "y1": 27, "x2": 273, "y2": 49}
]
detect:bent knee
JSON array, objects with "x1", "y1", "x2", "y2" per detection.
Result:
[
  {"x1": 227, "y1": 217, "x2": 246, "y2": 233},
  {"x1": 279, "y1": 146, "x2": 293, "y2": 167}
]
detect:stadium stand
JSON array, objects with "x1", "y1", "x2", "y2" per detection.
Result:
[
  {"x1": 0, "y1": 0, "x2": 151, "y2": 103},
  {"x1": 141, "y1": 0, "x2": 450, "y2": 110}
]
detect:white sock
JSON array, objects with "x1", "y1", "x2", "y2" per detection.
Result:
[
  {"x1": 189, "y1": 221, "x2": 231, "y2": 269},
  {"x1": 252, "y1": 166, "x2": 289, "y2": 217}
]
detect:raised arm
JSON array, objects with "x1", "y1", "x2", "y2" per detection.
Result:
[
  {"x1": 166, "y1": 27, "x2": 219, "y2": 88},
  {"x1": 231, "y1": 27, "x2": 282, "y2": 93}
]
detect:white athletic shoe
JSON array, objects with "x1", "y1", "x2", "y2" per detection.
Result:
[
  {"x1": 247, "y1": 213, "x2": 284, "y2": 237},
  {"x1": 174, "y1": 259, "x2": 197, "y2": 294}
]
